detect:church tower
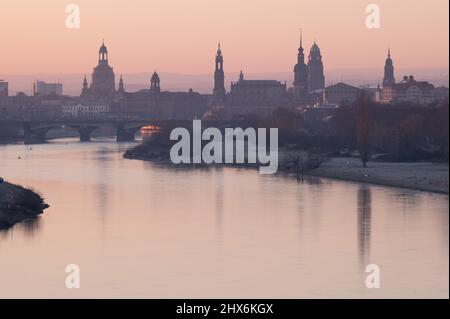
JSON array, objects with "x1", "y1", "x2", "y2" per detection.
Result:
[
  {"x1": 150, "y1": 71, "x2": 160, "y2": 107},
  {"x1": 308, "y1": 41, "x2": 325, "y2": 92},
  {"x1": 150, "y1": 71, "x2": 161, "y2": 94},
  {"x1": 293, "y1": 30, "x2": 309, "y2": 104},
  {"x1": 382, "y1": 48, "x2": 395, "y2": 87},
  {"x1": 213, "y1": 43, "x2": 226, "y2": 105},
  {"x1": 90, "y1": 41, "x2": 116, "y2": 100}
]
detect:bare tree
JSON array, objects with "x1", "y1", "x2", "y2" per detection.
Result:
[{"x1": 285, "y1": 150, "x2": 327, "y2": 181}]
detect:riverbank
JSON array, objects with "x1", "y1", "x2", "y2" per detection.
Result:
[
  {"x1": 305, "y1": 157, "x2": 449, "y2": 194},
  {"x1": 124, "y1": 143, "x2": 449, "y2": 194},
  {"x1": 0, "y1": 181, "x2": 49, "y2": 229}
]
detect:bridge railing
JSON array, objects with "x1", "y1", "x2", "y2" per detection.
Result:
[{"x1": 0, "y1": 113, "x2": 158, "y2": 123}]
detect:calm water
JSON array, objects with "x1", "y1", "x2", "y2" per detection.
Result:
[{"x1": 0, "y1": 138, "x2": 448, "y2": 298}]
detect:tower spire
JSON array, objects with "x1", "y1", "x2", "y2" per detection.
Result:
[
  {"x1": 383, "y1": 47, "x2": 395, "y2": 87},
  {"x1": 217, "y1": 42, "x2": 222, "y2": 56},
  {"x1": 298, "y1": 28, "x2": 305, "y2": 59},
  {"x1": 118, "y1": 74, "x2": 125, "y2": 94},
  {"x1": 299, "y1": 28, "x2": 303, "y2": 48},
  {"x1": 81, "y1": 74, "x2": 89, "y2": 97},
  {"x1": 213, "y1": 42, "x2": 225, "y2": 105}
]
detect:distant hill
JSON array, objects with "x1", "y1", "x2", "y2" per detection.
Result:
[{"x1": 2, "y1": 68, "x2": 448, "y2": 96}]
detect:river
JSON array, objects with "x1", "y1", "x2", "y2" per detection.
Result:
[{"x1": 0, "y1": 138, "x2": 448, "y2": 298}]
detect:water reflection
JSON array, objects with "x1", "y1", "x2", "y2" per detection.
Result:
[
  {"x1": 357, "y1": 185, "x2": 372, "y2": 268},
  {"x1": 18, "y1": 217, "x2": 43, "y2": 237},
  {"x1": 94, "y1": 147, "x2": 112, "y2": 229},
  {"x1": 0, "y1": 216, "x2": 42, "y2": 239},
  {"x1": 214, "y1": 170, "x2": 224, "y2": 243},
  {"x1": 0, "y1": 138, "x2": 447, "y2": 298}
]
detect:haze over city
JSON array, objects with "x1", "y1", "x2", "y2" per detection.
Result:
[{"x1": 0, "y1": 0, "x2": 448, "y2": 75}]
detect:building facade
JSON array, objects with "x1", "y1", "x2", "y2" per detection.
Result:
[
  {"x1": 228, "y1": 72, "x2": 288, "y2": 105},
  {"x1": 61, "y1": 103, "x2": 110, "y2": 118},
  {"x1": 33, "y1": 81, "x2": 63, "y2": 96},
  {"x1": 390, "y1": 75, "x2": 435, "y2": 104},
  {"x1": 226, "y1": 71, "x2": 289, "y2": 117},
  {"x1": 0, "y1": 80, "x2": 8, "y2": 97},
  {"x1": 325, "y1": 82, "x2": 359, "y2": 104}
]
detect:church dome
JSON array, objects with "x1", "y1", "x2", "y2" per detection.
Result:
[{"x1": 310, "y1": 42, "x2": 321, "y2": 54}]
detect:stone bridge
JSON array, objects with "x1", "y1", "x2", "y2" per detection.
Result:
[{"x1": 0, "y1": 117, "x2": 162, "y2": 143}]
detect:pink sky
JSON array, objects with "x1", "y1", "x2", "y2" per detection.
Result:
[{"x1": 0, "y1": 0, "x2": 448, "y2": 74}]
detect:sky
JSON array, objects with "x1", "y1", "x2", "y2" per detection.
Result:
[{"x1": 0, "y1": 0, "x2": 448, "y2": 75}]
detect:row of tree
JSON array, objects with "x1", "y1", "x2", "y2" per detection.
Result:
[{"x1": 268, "y1": 92, "x2": 449, "y2": 165}]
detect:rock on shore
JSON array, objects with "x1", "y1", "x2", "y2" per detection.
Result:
[{"x1": 0, "y1": 182, "x2": 49, "y2": 230}]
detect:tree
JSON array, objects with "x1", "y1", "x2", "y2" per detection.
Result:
[{"x1": 356, "y1": 90, "x2": 371, "y2": 167}]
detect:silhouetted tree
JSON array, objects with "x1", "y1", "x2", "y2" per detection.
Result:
[
  {"x1": 356, "y1": 90, "x2": 371, "y2": 167},
  {"x1": 330, "y1": 104, "x2": 357, "y2": 149},
  {"x1": 271, "y1": 107, "x2": 302, "y2": 146}
]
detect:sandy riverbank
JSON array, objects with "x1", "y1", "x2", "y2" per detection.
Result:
[
  {"x1": 125, "y1": 143, "x2": 449, "y2": 194},
  {"x1": 0, "y1": 181, "x2": 49, "y2": 229},
  {"x1": 306, "y1": 157, "x2": 449, "y2": 194}
]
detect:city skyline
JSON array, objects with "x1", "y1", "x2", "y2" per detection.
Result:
[
  {"x1": 2, "y1": 39, "x2": 449, "y2": 97},
  {"x1": 0, "y1": 0, "x2": 448, "y2": 75},
  {"x1": 0, "y1": 1, "x2": 448, "y2": 301}
]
